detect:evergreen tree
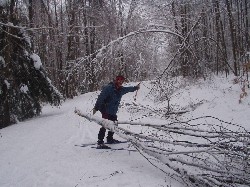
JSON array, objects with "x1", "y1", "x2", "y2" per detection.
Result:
[{"x1": 0, "y1": 2, "x2": 63, "y2": 129}]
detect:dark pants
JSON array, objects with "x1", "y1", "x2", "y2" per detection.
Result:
[{"x1": 98, "y1": 113, "x2": 117, "y2": 143}]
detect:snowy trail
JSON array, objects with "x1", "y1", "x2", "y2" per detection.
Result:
[
  {"x1": 0, "y1": 93, "x2": 170, "y2": 187},
  {"x1": 1, "y1": 76, "x2": 249, "y2": 187}
]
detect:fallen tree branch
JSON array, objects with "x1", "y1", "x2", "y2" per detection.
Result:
[{"x1": 75, "y1": 108, "x2": 250, "y2": 187}]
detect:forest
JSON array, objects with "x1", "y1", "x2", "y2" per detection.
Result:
[
  {"x1": 0, "y1": 0, "x2": 249, "y2": 128},
  {"x1": 1, "y1": 1, "x2": 250, "y2": 186}
]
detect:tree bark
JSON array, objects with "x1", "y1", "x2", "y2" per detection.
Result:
[
  {"x1": 245, "y1": 0, "x2": 249, "y2": 52},
  {"x1": 225, "y1": 0, "x2": 238, "y2": 76}
]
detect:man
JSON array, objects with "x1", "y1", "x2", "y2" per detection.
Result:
[{"x1": 93, "y1": 75, "x2": 140, "y2": 149}]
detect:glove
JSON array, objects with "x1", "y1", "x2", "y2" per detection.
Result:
[
  {"x1": 93, "y1": 108, "x2": 97, "y2": 115},
  {"x1": 136, "y1": 83, "x2": 140, "y2": 90}
]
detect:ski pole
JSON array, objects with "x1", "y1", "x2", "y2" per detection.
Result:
[{"x1": 133, "y1": 82, "x2": 141, "y2": 101}]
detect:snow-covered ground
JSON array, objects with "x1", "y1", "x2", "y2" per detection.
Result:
[{"x1": 0, "y1": 74, "x2": 249, "y2": 187}]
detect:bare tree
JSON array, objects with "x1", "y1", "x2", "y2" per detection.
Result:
[{"x1": 225, "y1": 0, "x2": 239, "y2": 76}]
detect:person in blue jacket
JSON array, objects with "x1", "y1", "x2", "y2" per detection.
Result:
[{"x1": 93, "y1": 75, "x2": 140, "y2": 148}]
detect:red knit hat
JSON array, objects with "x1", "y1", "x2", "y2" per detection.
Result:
[{"x1": 116, "y1": 75, "x2": 125, "y2": 81}]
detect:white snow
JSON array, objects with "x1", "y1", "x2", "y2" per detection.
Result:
[
  {"x1": 3, "y1": 80, "x2": 10, "y2": 89},
  {"x1": 0, "y1": 56, "x2": 5, "y2": 68},
  {"x1": 0, "y1": 74, "x2": 249, "y2": 187},
  {"x1": 30, "y1": 53, "x2": 42, "y2": 70},
  {"x1": 20, "y1": 84, "x2": 29, "y2": 94}
]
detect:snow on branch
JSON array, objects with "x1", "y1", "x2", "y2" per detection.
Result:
[
  {"x1": 0, "y1": 22, "x2": 54, "y2": 31},
  {"x1": 75, "y1": 108, "x2": 250, "y2": 187},
  {"x1": 71, "y1": 29, "x2": 184, "y2": 71}
]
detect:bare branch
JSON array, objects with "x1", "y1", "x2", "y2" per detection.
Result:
[{"x1": 75, "y1": 109, "x2": 250, "y2": 187}]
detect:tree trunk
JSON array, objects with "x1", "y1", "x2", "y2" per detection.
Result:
[
  {"x1": 225, "y1": 0, "x2": 238, "y2": 76},
  {"x1": 180, "y1": 3, "x2": 189, "y2": 77},
  {"x1": 83, "y1": 0, "x2": 97, "y2": 92},
  {"x1": 245, "y1": 0, "x2": 249, "y2": 52},
  {"x1": 214, "y1": 0, "x2": 228, "y2": 75},
  {"x1": 171, "y1": 1, "x2": 182, "y2": 44},
  {"x1": 214, "y1": 1, "x2": 220, "y2": 74}
]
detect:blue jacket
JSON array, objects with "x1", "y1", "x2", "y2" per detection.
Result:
[{"x1": 94, "y1": 82, "x2": 138, "y2": 116}]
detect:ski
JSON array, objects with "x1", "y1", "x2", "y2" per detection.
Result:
[
  {"x1": 75, "y1": 144, "x2": 136, "y2": 151},
  {"x1": 92, "y1": 146, "x2": 124, "y2": 150},
  {"x1": 96, "y1": 144, "x2": 111, "y2": 149},
  {"x1": 106, "y1": 140, "x2": 129, "y2": 144},
  {"x1": 75, "y1": 143, "x2": 96, "y2": 147},
  {"x1": 91, "y1": 146, "x2": 137, "y2": 151},
  {"x1": 75, "y1": 140, "x2": 129, "y2": 148}
]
